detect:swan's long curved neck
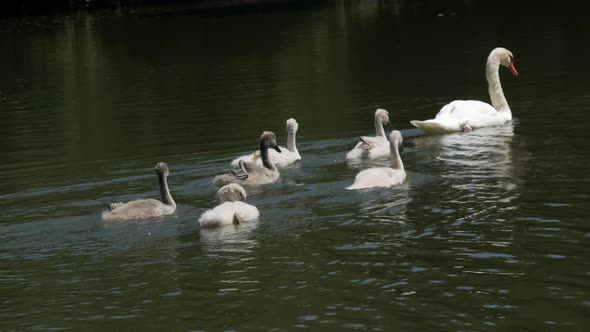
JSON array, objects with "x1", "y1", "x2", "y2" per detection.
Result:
[
  {"x1": 158, "y1": 173, "x2": 176, "y2": 207},
  {"x1": 287, "y1": 129, "x2": 298, "y2": 153},
  {"x1": 260, "y1": 142, "x2": 277, "y2": 171},
  {"x1": 389, "y1": 142, "x2": 404, "y2": 172},
  {"x1": 486, "y1": 57, "x2": 510, "y2": 112},
  {"x1": 374, "y1": 118, "x2": 386, "y2": 137}
]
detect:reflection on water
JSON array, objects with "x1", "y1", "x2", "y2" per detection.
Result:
[
  {"x1": 404, "y1": 125, "x2": 530, "y2": 293},
  {"x1": 413, "y1": 124, "x2": 526, "y2": 218},
  {"x1": 199, "y1": 221, "x2": 260, "y2": 255},
  {"x1": 357, "y1": 188, "x2": 412, "y2": 222}
]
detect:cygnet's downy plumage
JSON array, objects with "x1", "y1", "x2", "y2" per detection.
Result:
[
  {"x1": 199, "y1": 183, "x2": 260, "y2": 227},
  {"x1": 347, "y1": 130, "x2": 406, "y2": 190},
  {"x1": 101, "y1": 162, "x2": 176, "y2": 221},
  {"x1": 213, "y1": 131, "x2": 282, "y2": 187},
  {"x1": 231, "y1": 118, "x2": 301, "y2": 168},
  {"x1": 346, "y1": 109, "x2": 391, "y2": 160}
]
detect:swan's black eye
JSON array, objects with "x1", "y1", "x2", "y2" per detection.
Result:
[{"x1": 509, "y1": 55, "x2": 514, "y2": 63}]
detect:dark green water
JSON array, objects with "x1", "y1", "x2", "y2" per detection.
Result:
[{"x1": 1, "y1": 1, "x2": 589, "y2": 330}]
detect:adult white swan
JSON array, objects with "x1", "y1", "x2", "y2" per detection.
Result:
[
  {"x1": 410, "y1": 47, "x2": 519, "y2": 135},
  {"x1": 101, "y1": 162, "x2": 176, "y2": 222},
  {"x1": 213, "y1": 131, "x2": 282, "y2": 187},
  {"x1": 346, "y1": 108, "x2": 391, "y2": 160},
  {"x1": 347, "y1": 130, "x2": 406, "y2": 190},
  {"x1": 231, "y1": 118, "x2": 301, "y2": 168},
  {"x1": 199, "y1": 183, "x2": 260, "y2": 227}
]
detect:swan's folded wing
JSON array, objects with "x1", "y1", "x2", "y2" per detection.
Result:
[
  {"x1": 228, "y1": 169, "x2": 247, "y2": 179},
  {"x1": 229, "y1": 160, "x2": 249, "y2": 180},
  {"x1": 359, "y1": 136, "x2": 377, "y2": 150},
  {"x1": 435, "y1": 100, "x2": 497, "y2": 120}
]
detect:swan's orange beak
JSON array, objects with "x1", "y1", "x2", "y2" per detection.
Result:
[{"x1": 509, "y1": 63, "x2": 519, "y2": 77}]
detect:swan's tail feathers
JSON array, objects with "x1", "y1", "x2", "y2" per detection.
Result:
[
  {"x1": 233, "y1": 213, "x2": 242, "y2": 225},
  {"x1": 460, "y1": 121, "x2": 473, "y2": 133},
  {"x1": 410, "y1": 120, "x2": 448, "y2": 135}
]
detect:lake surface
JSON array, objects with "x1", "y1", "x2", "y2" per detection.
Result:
[{"x1": 1, "y1": 1, "x2": 589, "y2": 330}]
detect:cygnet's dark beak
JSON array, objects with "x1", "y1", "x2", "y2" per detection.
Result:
[
  {"x1": 274, "y1": 145, "x2": 282, "y2": 153},
  {"x1": 398, "y1": 144, "x2": 404, "y2": 153}
]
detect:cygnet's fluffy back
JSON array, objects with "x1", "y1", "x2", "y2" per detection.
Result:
[{"x1": 199, "y1": 184, "x2": 259, "y2": 227}]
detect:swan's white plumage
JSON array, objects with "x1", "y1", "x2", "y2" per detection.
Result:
[
  {"x1": 198, "y1": 201, "x2": 259, "y2": 227},
  {"x1": 346, "y1": 109, "x2": 391, "y2": 160},
  {"x1": 266, "y1": 148, "x2": 300, "y2": 167},
  {"x1": 231, "y1": 118, "x2": 301, "y2": 168},
  {"x1": 411, "y1": 47, "x2": 518, "y2": 135},
  {"x1": 411, "y1": 100, "x2": 510, "y2": 134},
  {"x1": 346, "y1": 136, "x2": 390, "y2": 160},
  {"x1": 346, "y1": 167, "x2": 406, "y2": 190},
  {"x1": 347, "y1": 130, "x2": 406, "y2": 190},
  {"x1": 199, "y1": 183, "x2": 259, "y2": 227}
]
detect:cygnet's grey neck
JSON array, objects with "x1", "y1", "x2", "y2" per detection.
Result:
[
  {"x1": 486, "y1": 56, "x2": 510, "y2": 112},
  {"x1": 260, "y1": 141, "x2": 276, "y2": 170},
  {"x1": 375, "y1": 118, "x2": 386, "y2": 137},
  {"x1": 389, "y1": 141, "x2": 404, "y2": 171},
  {"x1": 158, "y1": 172, "x2": 175, "y2": 207}
]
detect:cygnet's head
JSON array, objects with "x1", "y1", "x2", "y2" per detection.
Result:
[
  {"x1": 155, "y1": 162, "x2": 170, "y2": 176},
  {"x1": 217, "y1": 183, "x2": 247, "y2": 203},
  {"x1": 491, "y1": 47, "x2": 518, "y2": 77},
  {"x1": 286, "y1": 118, "x2": 299, "y2": 133},
  {"x1": 260, "y1": 131, "x2": 282, "y2": 153},
  {"x1": 389, "y1": 130, "x2": 404, "y2": 153},
  {"x1": 375, "y1": 109, "x2": 390, "y2": 125}
]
